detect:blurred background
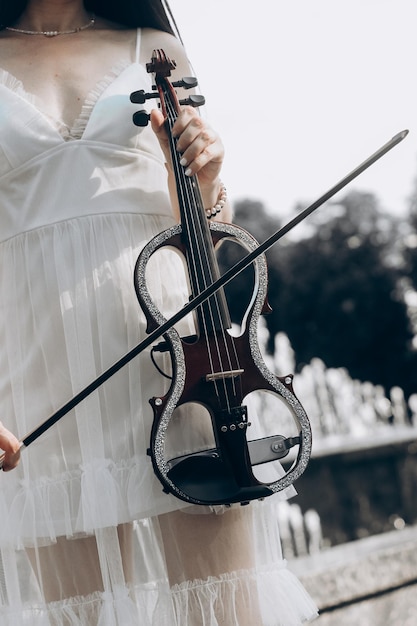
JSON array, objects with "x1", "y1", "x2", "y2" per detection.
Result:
[
  {"x1": 171, "y1": 0, "x2": 416, "y2": 219},
  {"x1": 169, "y1": 1, "x2": 417, "y2": 623}
]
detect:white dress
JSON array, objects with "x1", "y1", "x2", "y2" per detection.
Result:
[{"x1": 0, "y1": 30, "x2": 317, "y2": 626}]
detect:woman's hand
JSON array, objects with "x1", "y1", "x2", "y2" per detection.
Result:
[
  {"x1": 151, "y1": 107, "x2": 224, "y2": 185},
  {"x1": 0, "y1": 422, "x2": 21, "y2": 471},
  {"x1": 151, "y1": 107, "x2": 230, "y2": 220}
]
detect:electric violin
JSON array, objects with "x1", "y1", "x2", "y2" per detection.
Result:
[
  {"x1": 130, "y1": 50, "x2": 304, "y2": 506},
  {"x1": 0, "y1": 51, "x2": 408, "y2": 506}
]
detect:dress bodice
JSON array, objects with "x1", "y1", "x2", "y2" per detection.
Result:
[
  {"x1": 0, "y1": 29, "x2": 182, "y2": 533},
  {"x1": 0, "y1": 31, "x2": 171, "y2": 241}
]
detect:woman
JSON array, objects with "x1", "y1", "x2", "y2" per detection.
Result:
[{"x1": 0, "y1": 1, "x2": 318, "y2": 624}]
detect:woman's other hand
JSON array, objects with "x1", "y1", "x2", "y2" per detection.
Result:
[{"x1": 0, "y1": 422, "x2": 21, "y2": 471}]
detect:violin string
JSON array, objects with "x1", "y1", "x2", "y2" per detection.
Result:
[
  {"x1": 186, "y1": 177, "x2": 244, "y2": 404},
  {"x1": 167, "y1": 111, "x2": 226, "y2": 381},
  {"x1": 163, "y1": 90, "x2": 243, "y2": 407},
  {"x1": 165, "y1": 92, "x2": 242, "y2": 407},
  {"x1": 165, "y1": 101, "x2": 221, "y2": 359}
]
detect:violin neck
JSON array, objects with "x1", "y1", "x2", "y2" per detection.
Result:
[
  {"x1": 166, "y1": 127, "x2": 231, "y2": 332},
  {"x1": 179, "y1": 172, "x2": 231, "y2": 334}
]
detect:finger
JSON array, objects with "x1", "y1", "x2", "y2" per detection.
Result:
[
  {"x1": 3, "y1": 448, "x2": 21, "y2": 472},
  {"x1": 172, "y1": 108, "x2": 208, "y2": 154},
  {"x1": 183, "y1": 149, "x2": 222, "y2": 181},
  {"x1": 152, "y1": 107, "x2": 224, "y2": 179},
  {"x1": 175, "y1": 118, "x2": 223, "y2": 177},
  {"x1": 150, "y1": 108, "x2": 167, "y2": 138},
  {"x1": 150, "y1": 109, "x2": 175, "y2": 166},
  {"x1": 177, "y1": 128, "x2": 216, "y2": 162},
  {"x1": 181, "y1": 138, "x2": 224, "y2": 181},
  {"x1": 0, "y1": 422, "x2": 21, "y2": 471}
]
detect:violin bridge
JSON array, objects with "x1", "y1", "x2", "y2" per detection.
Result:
[{"x1": 206, "y1": 369, "x2": 244, "y2": 382}]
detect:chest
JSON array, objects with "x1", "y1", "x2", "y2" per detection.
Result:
[{"x1": 0, "y1": 33, "x2": 136, "y2": 127}]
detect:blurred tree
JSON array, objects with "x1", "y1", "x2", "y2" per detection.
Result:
[
  {"x1": 403, "y1": 171, "x2": 417, "y2": 291},
  {"x1": 218, "y1": 199, "x2": 283, "y2": 327},
  {"x1": 220, "y1": 192, "x2": 416, "y2": 398}
]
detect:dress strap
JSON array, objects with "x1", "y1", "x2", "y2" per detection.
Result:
[{"x1": 135, "y1": 28, "x2": 142, "y2": 63}]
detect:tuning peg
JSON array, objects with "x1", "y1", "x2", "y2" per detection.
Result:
[
  {"x1": 130, "y1": 90, "x2": 159, "y2": 104},
  {"x1": 172, "y1": 76, "x2": 198, "y2": 90},
  {"x1": 132, "y1": 110, "x2": 151, "y2": 127},
  {"x1": 179, "y1": 94, "x2": 206, "y2": 108}
]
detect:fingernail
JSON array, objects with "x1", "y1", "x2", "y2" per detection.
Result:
[
  {"x1": 185, "y1": 168, "x2": 192, "y2": 176},
  {"x1": 180, "y1": 157, "x2": 188, "y2": 166}
]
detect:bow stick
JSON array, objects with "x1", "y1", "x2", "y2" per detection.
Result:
[{"x1": 0, "y1": 129, "x2": 408, "y2": 468}]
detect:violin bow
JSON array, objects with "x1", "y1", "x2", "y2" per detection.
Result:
[{"x1": 0, "y1": 129, "x2": 408, "y2": 468}]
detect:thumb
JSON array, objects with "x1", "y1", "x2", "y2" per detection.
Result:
[
  {"x1": 150, "y1": 109, "x2": 170, "y2": 161},
  {"x1": 0, "y1": 422, "x2": 21, "y2": 471}
]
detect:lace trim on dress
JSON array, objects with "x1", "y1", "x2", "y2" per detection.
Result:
[
  {"x1": 0, "y1": 61, "x2": 133, "y2": 141},
  {"x1": 171, "y1": 565, "x2": 318, "y2": 626},
  {"x1": 0, "y1": 455, "x2": 188, "y2": 548},
  {"x1": 0, "y1": 585, "x2": 172, "y2": 626},
  {"x1": 0, "y1": 68, "x2": 38, "y2": 106},
  {"x1": 0, "y1": 68, "x2": 70, "y2": 137},
  {"x1": 0, "y1": 565, "x2": 317, "y2": 626},
  {"x1": 68, "y1": 60, "x2": 132, "y2": 141}
]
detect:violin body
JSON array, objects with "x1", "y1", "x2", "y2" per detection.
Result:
[{"x1": 135, "y1": 220, "x2": 312, "y2": 506}]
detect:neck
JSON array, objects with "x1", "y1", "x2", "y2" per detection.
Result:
[{"x1": 14, "y1": 0, "x2": 90, "y2": 32}]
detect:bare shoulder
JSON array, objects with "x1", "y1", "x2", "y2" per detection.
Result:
[
  {"x1": 140, "y1": 28, "x2": 189, "y2": 70},
  {"x1": 0, "y1": 31, "x2": 26, "y2": 67}
]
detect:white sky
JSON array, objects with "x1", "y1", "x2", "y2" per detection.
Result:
[{"x1": 170, "y1": 0, "x2": 417, "y2": 221}]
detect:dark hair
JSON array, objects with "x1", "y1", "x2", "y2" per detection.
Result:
[{"x1": 1, "y1": 0, "x2": 174, "y2": 34}]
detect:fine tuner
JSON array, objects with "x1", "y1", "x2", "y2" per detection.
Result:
[{"x1": 130, "y1": 76, "x2": 205, "y2": 127}]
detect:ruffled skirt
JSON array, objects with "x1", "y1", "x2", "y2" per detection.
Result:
[
  {"x1": 0, "y1": 505, "x2": 317, "y2": 625},
  {"x1": 0, "y1": 212, "x2": 317, "y2": 624}
]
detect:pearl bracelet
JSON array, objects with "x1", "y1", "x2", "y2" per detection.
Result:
[{"x1": 205, "y1": 182, "x2": 227, "y2": 219}]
